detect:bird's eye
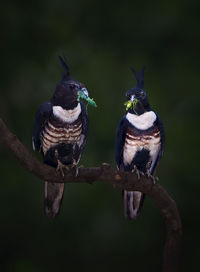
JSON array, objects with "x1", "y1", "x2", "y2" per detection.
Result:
[{"x1": 68, "y1": 83, "x2": 80, "y2": 90}]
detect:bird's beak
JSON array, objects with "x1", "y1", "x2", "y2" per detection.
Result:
[
  {"x1": 80, "y1": 88, "x2": 88, "y2": 97},
  {"x1": 131, "y1": 95, "x2": 135, "y2": 102},
  {"x1": 77, "y1": 89, "x2": 97, "y2": 107},
  {"x1": 124, "y1": 95, "x2": 138, "y2": 113}
]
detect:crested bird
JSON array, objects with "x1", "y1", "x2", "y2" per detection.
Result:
[
  {"x1": 32, "y1": 56, "x2": 96, "y2": 218},
  {"x1": 115, "y1": 66, "x2": 164, "y2": 219}
]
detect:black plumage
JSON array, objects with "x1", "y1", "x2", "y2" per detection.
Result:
[
  {"x1": 33, "y1": 57, "x2": 90, "y2": 218},
  {"x1": 115, "y1": 66, "x2": 164, "y2": 219}
]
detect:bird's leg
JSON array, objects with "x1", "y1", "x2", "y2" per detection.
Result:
[
  {"x1": 55, "y1": 149, "x2": 70, "y2": 177},
  {"x1": 146, "y1": 161, "x2": 157, "y2": 184},
  {"x1": 132, "y1": 165, "x2": 144, "y2": 179},
  {"x1": 56, "y1": 160, "x2": 65, "y2": 177},
  {"x1": 71, "y1": 158, "x2": 79, "y2": 177}
]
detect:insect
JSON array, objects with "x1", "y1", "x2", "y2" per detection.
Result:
[
  {"x1": 124, "y1": 96, "x2": 138, "y2": 114},
  {"x1": 77, "y1": 90, "x2": 97, "y2": 107}
]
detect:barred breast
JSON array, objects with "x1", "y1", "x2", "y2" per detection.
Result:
[
  {"x1": 41, "y1": 119, "x2": 82, "y2": 155},
  {"x1": 123, "y1": 126, "x2": 161, "y2": 166}
]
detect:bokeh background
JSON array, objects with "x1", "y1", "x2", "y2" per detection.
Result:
[{"x1": 0, "y1": 0, "x2": 199, "y2": 271}]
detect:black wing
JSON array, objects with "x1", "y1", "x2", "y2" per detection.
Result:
[
  {"x1": 32, "y1": 102, "x2": 52, "y2": 152},
  {"x1": 115, "y1": 116, "x2": 129, "y2": 170},
  {"x1": 72, "y1": 101, "x2": 89, "y2": 163},
  {"x1": 150, "y1": 114, "x2": 165, "y2": 175},
  {"x1": 79, "y1": 101, "x2": 89, "y2": 152}
]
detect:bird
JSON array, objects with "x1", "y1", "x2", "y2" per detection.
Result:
[
  {"x1": 32, "y1": 56, "x2": 96, "y2": 218},
  {"x1": 115, "y1": 66, "x2": 164, "y2": 219}
]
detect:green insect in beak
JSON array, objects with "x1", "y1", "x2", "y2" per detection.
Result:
[
  {"x1": 77, "y1": 89, "x2": 97, "y2": 107},
  {"x1": 124, "y1": 95, "x2": 138, "y2": 114}
]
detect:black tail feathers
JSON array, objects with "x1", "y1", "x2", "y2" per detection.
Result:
[
  {"x1": 44, "y1": 182, "x2": 65, "y2": 218},
  {"x1": 123, "y1": 190, "x2": 145, "y2": 219}
]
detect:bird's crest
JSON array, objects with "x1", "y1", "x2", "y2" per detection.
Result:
[
  {"x1": 130, "y1": 66, "x2": 145, "y2": 89},
  {"x1": 59, "y1": 55, "x2": 70, "y2": 81}
]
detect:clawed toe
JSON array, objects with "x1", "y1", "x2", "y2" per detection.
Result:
[
  {"x1": 55, "y1": 151, "x2": 79, "y2": 178},
  {"x1": 132, "y1": 165, "x2": 144, "y2": 179},
  {"x1": 56, "y1": 163, "x2": 64, "y2": 177},
  {"x1": 74, "y1": 166, "x2": 79, "y2": 177},
  {"x1": 146, "y1": 171, "x2": 157, "y2": 184},
  {"x1": 56, "y1": 161, "x2": 70, "y2": 177},
  {"x1": 71, "y1": 159, "x2": 79, "y2": 177},
  {"x1": 131, "y1": 164, "x2": 158, "y2": 184}
]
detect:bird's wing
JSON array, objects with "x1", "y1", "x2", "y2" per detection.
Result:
[
  {"x1": 80, "y1": 101, "x2": 89, "y2": 142},
  {"x1": 116, "y1": 116, "x2": 145, "y2": 219},
  {"x1": 72, "y1": 101, "x2": 89, "y2": 163},
  {"x1": 78, "y1": 101, "x2": 89, "y2": 151},
  {"x1": 150, "y1": 114, "x2": 165, "y2": 175},
  {"x1": 32, "y1": 102, "x2": 53, "y2": 152},
  {"x1": 115, "y1": 116, "x2": 129, "y2": 170}
]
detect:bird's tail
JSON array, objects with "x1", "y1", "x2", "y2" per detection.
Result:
[
  {"x1": 44, "y1": 182, "x2": 65, "y2": 218},
  {"x1": 123, "y1": 190, "x2": 145, "y2": 219}
]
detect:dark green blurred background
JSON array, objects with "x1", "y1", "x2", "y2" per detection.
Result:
[{"x1": 0, "y1": 0, "x2": 199, "y2": 271}]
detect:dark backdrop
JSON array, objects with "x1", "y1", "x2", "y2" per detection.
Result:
[{"x1": 0, "y1": 1, "x2": 199, "y2": 271}]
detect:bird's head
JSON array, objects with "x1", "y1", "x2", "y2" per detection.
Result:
[
  {"x1": 51, "y1": 56, "x2": 97, "y2": 110},
  {"x1": 125, "y1": 66, "x2": 151, "y2": 115}
]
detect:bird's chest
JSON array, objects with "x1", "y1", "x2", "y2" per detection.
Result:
[
  {"x1": 41, "y1": 118, "x2": 82, "y2": 155},
  {"x1": 123, "y1": 112, "x2": 161, "y2": 166}
]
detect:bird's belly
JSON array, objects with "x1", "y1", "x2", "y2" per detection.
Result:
[
  {"x1": 123, "y1": 133, "x2": 161, "y2": 166},
  {"x1": 42, "y1": 121, "x2": 82, "y2": 154}
]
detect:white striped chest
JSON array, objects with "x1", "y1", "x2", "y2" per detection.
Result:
[
  {"x1": 41, "y1": 104, "x2": 83, "y2": 154},
  {"x1": 52, "y1": 104, "x2": 81, "y2": 123},
  {"x1": 41, "y1": 121, "x2": 83, "y2": 155},
  {"x1": 123, "y1": 111, "x2": 161, "y2": 166},
  {"x1": 126, "y1": 111, "x2": 157, "y2": 130}
]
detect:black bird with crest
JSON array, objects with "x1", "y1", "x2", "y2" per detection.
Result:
[
  {"x1": 115, "y1": 66, "x2": 164, "y2": 219},
  {"x1": 33, "y1": 56, "x2": 96, "y2": 218}
]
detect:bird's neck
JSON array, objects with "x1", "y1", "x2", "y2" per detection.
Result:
[
  {"x1": 126, "y1": 110, "x2": 157, "y2": 130},
  {"x1": 128, "y1": 100, "x2": 151, "y2": 115},
  {"x1": 52, "y1": 103, "x2": 81, "y2": 123}
]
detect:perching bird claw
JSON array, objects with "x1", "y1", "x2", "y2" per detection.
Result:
[
  {"x1": 56, "y1": 160, "x2": 70, "y2": 177},
  {"x1": 71, "y1": 159, "x2": 79, "y2": 177},
  {"x1": 146, "y1": 170, "x2": 157, "y2": 184},
  {"x1": 132, "y1": 165, "x2": 144, "y2": 179},
  {"x1": 54, "y1": 149, "x2": 69, "y2": 177}
]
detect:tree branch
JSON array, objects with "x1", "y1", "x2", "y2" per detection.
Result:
[{"x1": 0, "y1": 118, "x2": 182, "y2": 272}]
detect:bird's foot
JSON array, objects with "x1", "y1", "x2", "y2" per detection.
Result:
[
  {"x1": 71, "y1": 159, "x2": 79, "y2": 177},
  {"x1": 132, "y1": 165, "x2": 145, "y2": 180},
  {"x1": 76, "y1": 165, "x2": 85, "y2": 177},
  {"x1": 146, "y1": 170, "x2": 158, "y2": 184},
  {"x1": 56, "y1": 160, "x2": 70, "y2": 178}
]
